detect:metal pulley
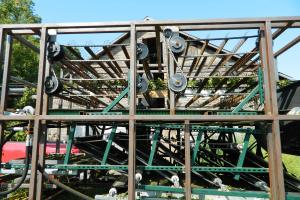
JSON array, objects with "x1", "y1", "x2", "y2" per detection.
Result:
[
  {"x1": 168, "y1": 73, "x2": 187, "y2": 93},
  {"x1": 137, "y1": 75, "x2": 149, "y2": 93},
  {"x1": 47, "y1": 42, "x2": 65, "y2": 62},
  {"x1": 136, "y1": 43, "x2": 149, "y2": 61},
  {"x1": 163, "y1": 27, "x2": 174, "y2": 38},
  {"x1": 44, "y1": 75, "x2": 63, "y2": 95},
  {"x1": 169, "y1": 36, "x2": 186, "y2": 55}
]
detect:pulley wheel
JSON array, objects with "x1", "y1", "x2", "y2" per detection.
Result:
[
  {"x1": 169, "y1": 36, "x2": 186, "y2": 55},
  {"x1": 168, "y1": 73, "x2": 187, "y2": 92},
  {"x1": 47, "y1": 42, "x2": 65, "y2": 62},
  {"x1": 163, "y1": 27, "x2": 173, "y2": 38},
  {"x1": 137, "y1": 76, "x2": 149, "y2": 93},
  {"x1": 44, "y1": 75, "x2": 63, "y2": 95},
  {"x1": 136, "y1": 43, "x2": 149, "y2": 61}
]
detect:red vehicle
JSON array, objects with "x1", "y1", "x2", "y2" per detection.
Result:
[{"x1": 1, "y1": 142, "x2": 80, "y2": 163}]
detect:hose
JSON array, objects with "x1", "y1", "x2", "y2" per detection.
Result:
[
  {"x1": 37, "y1": 165, "x2": 93, "y2": 200},
  {"x1": 0, "y1": 143, "x2": 31, "y2": 196}
]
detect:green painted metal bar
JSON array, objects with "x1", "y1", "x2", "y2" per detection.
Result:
[
  {"x1": 102, "y1": 86, "x2": 129, "y2": 113},
  {"x1": 144, "y1": 125, "x2": 254, "y2": 133},
  {"x1": 234, "y1": 131, "x2": 251, "y2": 180},
  {"x1": 217, "y1": 111, "x2": 257, "y2": 115},
  {"x1": 258, "y1": 66, "x2": 264, "y2": 105},
  {"x1": 147, "y1": 128, "x2": 160, "y2": 165},
  {"x1": 101, "y1": 126, "x2": 117, "y2": 165},
  {"x1": 192, "y1": 188, "x2": 270, "y2": 198},
  {"x1": 232, "y1": 85, "x2": 259, "y2": 113},
  {"x1": 48, "y1": 109, "x2": 265, "y2": 116},
  {"x1": 137, "y1": 185, "x2": 272, "y2": 198},
  {"x1": 63, "y1": 124, "x2": 76, "y2": 164},
  {"x1": 192, "y1": 131, "x2": 203, "y2": 164},
  {"x1": 3, "y1": 164, "x2": 268, "y2": 173},
  {"x1": 192, "y1": 167, "x2": 268, "y2": 173}
]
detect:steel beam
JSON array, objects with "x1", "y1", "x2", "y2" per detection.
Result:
[
  {"x1": 147, "y1": 128, "x2": 160, "y2": 166},
  {"x1": 101, "y1": 126, "x2": 117, "y2": 165},
  {"x1": 261, "y1": 21, "x2": 285, "y2": 200},
  {"x1": 184, "y1": 120, "x2": 191, "y2": 200},
  {"x1": 64, "y1": 124, "x2": 76, "y2": 164},
  {"x1": 169, "y1": 53, "x2": 175, "y2": 114},
  {"x1": 29, "y1": 27, "x2": 48, "y2": 200},
  {"x1": 0, "y1": 33, "x2": 12, "y2": 164},
  {"x1": 128, "y1": 23, "x2": 137, "y2": 200}
]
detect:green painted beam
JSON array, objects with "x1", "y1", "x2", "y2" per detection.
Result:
[
  {"x1": 258, "y1": 67, "x2": 264, "y2": 105},
  {"x1": 232, "y1": 85, "x2": 259, "y2": 113},
  {"x1": 102, "y1": 87, "x2": 129, "y2": 113},
  {"x1": 101, "y1": 126, "x2": 117, "y2": 165},
  {"x1": 234, "y1": 131, "x2": 251, "y2": 180},
  {"x1": 63, "y1": 124, "x2": 76, "y2": 164},
  {"x1": 147, "y1": 128, "x2": 160, "y2": 166},
  {"x1": 3, "y1": 164, "x2": 268, "y2": 173},
  {"x1": 48, "y1": 109, "x2": 263, "y2": 116},
  {"x1": 192, "y1": 131, "x2": 203, "y2": 164},
  {"x1": 137, "y1": 185, "x2": 271, "y2": 198}
]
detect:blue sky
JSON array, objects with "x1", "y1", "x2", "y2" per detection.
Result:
[{"x1": 33, "y1": 0, "x2": 300, "y2": 79}]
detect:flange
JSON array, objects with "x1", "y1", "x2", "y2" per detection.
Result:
[
  {"x1": 169, "y1": 36, "x2": 186, "y2": 55},
  {"x1": 47, "y1": 42, "x2": 65, "y2": 62},
  {"x1": 137, "y1": 75, "x2": 149, "y2": 93},
  {"x1": 44, "y1": 75, "x2": 63, "y2": 95},
  {"x1": 168, "y1": 73, "x2": 187, "y2": 93},
  {"x1": 136, "y1": 43, "x2": 149, "y2": 61}
]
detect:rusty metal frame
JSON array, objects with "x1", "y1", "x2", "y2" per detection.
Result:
[{"x1": 0, "y1": 17, "x2": 299, "y2": 200}]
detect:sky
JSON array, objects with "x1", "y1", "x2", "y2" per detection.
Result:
[{"x1": 33, "y1": 0, "x2": 300, "y2": 79}]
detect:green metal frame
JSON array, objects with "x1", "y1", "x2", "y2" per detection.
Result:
[
  {"x1": 192, "y1": 131, "x2": 203, "y2": 164},
  {"x1": 232, "y1": 85, "x2": 259, "y2": 113},
  {"x1": 101, "y1": 126, "x2": 117, "y2": 165},
  {"x1": 3, "y1": 164, "x2": 268, "y2": 173},
  {"x1": 137, "y1": 185, "x2": 270, "y2": 198},
  {"x1": 258, "y1": 66, "x2": 264, "y2": 105},
  {"x1": 234, "y1": 130, "x2": 251, "y2": 180},
  {"x1": 147, "y1": 128, "x2": 160, "y2": 166},
  {"x1": 102, "y1": 87, "x2": 129, "y2": 113},
  {"x1": 63, "y1": 123, "x2": 76, "y2": 164},
  {"x1": 137, "y1": 185, "x2": 300, "y2": 199}
]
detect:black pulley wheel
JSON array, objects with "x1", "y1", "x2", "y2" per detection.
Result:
[
  {"x1": 44, "y1": 75, "x2": 63, "y2": 95},
  {"x1": 47, "y1": 42, "x2": 65, "y2": 62},
  {"x1": 169, "y1": 36, "x2": 186, "y2": 55},
  {"x1": 168, "y1": 73, "x2": 187, "y2": 92},
  {"x1": 136, "y1": 43, "x2": 149, "y2": 61},
  {"x1": 137, "y1": 76, "x2": 149, "y2": 93}
]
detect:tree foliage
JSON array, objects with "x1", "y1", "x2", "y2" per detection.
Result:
[
  {"x1": 1, "y1": 0, "x2": 41, "y2": 83},
  {"x1": 0, "y1": 0, "x2": 41, "y2": 24}
]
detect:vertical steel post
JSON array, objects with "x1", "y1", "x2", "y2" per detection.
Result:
[
  {"x1": 169, "y1": 53, "x2": 175, "y2": 115},
  {"x1": 36, "y1": 59, "x2": 51, "y2": 200},
  {"x1": 0, "y1": 28, "x2": 4, "y2": 164},
  {"x1": 260, "y1": 21, "x2": 285, "y2": 200},
  {"x1": 184, "y1": 120, "x2": 191, "y2": 200},
  {"x1": 29, "y1": 27, "x2": 48, "y2": 200},
  {"x1": 128, "y1": 23, "x2": 137, "y2": 200},
  {"x1": 0, "y1": 33, "x2": 12, "y2": 164}
]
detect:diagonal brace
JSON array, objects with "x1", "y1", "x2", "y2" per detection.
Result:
[
  {"x1": 101, "y1": 126, "x2": 117, "y2": 165},
  {"x1": 234, "y1": 131, "x2": 251, "y2": 180},
  {"x1": 64, "y1": 124, "x2": 76, "y2": 164},
  {"x1": 148, "y1": 128, "x2": 160, "y2": 166}
]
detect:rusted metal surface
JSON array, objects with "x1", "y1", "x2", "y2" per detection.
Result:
[{"x1": 0, "y1": 17, "x2": 299, "y2": 199}]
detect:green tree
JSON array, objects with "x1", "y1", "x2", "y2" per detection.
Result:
[{"x1": 1, "y1": 0, "x2": 41, "y2": 83}]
